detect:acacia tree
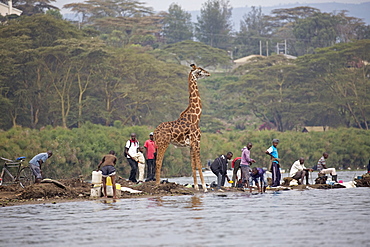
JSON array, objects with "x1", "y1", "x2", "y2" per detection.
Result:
[
  {"x1": 266, "y1": 6, "x2": 320, "y2": 56},
  {"x1": 298, "y1": 40, "x2": 370, "y2": 129},
  {"x1": 160, "y1": 40, "x2": 231, "y2": 68},
  {"x1": 335, "y1": 11, "x2": 370, "y2": 43},
  {"x1": 162, "y1": 3, "x2": 193, "y2": 44},
  {"x1": 195, "y1": 0, "x2": 233, "y2": 49},
  {"x1": 229, "y1": 55, "x2": 301, "y2": 131},
  {"x1": 64, "y1": 0, "x2": 153, "y2": 24},
  {"x1": 3, "y1": 0, "x2": 59, "y2": 15},
  {"x1": 234, "y1": 6, "x2": 271, "y2": 57},
  {"x1": 293, "y1": 12, "x2": 338, "y2": 55},
  {"x1": 64, "y1": 0, "x2": 163, "y2": 47},
  {"x1": 0, "y1": 14, "x2": 84, "y2": 129}
]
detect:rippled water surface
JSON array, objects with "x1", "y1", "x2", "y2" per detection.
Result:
[{"x1": 1, "y1": 171, "x2": 369, "y2": 247}]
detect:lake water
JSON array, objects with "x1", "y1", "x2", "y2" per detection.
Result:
[{"x1": 1, "y1": 171, "x2": 369, "y2": 247}]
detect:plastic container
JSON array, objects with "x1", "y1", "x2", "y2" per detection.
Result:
[
  {"x1": 92, "y1": 171, "x2": 102, "y2": 184},
  {"x1": 106, "y1": 186, "x2": 113, "y2": 196},
  {"x1": 90, "y1": 186, "x2": 102, "y2": 197},
  {"x1": 326, "y1": 180, "x2": 335, "y2": 186},
  {"x1": 103, "y1": 184, "x2": 121, "y2": 197},
  {"x1": 106, "y1": 176, "x2": 112, "y2": 186}
]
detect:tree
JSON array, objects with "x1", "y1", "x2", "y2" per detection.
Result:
[
  {"x1": 162, "y1": 3, "x2": 193, "y2": 44},
  {"x1": 159, "y1": 40, "x2": 231, "y2": 68},
  {"x1": 63, "y1": 0, "x2": 153, "y2": 25},
  {"x1": 298, "y1": 40, "x2": 370, "y2": 129},
  {"x1": 0, "y1": 14, "x2": 83, "y2": 48},
  {"x1": 195, "y1": 0, "x2": 233, "y2": 49},
  {"x1": 64, "y1": 0, "x2": 163, "y2": 47},
  {"x1": 46, "y1": 9, "x2": 63, "y2": 19},
  {"x1": 293, "y1": 12, "x2": 338, "y2": 55},
  {"x1": 94, "y1": 14, "x2": 163, "y2": 47},
  {"x1": 6, "y1": 0, "x2": 59, "y2": 15},
  {"x1": 230, "y1": 55, "x2": 301, "y2": 131},
  {"x1": 0, "y1": 15, "x2": 85, "y2": 129},
  {"x1": 267, "y1": 6, "x2": 320, "y2": 56},
  {"x1": 234, "y1": 6, "x2": 271, "y2": 57},
  {"x1": 335, "y1": 11, "x2": 370, "y2": 43}
]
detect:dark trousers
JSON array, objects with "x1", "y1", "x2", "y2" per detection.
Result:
[
  {"x1": 127, "y1": 158, "x2": 138, "y2": 182},
  {"x1": 231, "y1": 162, "x2": 241, "y2": 187},
  {"x1": 211, "y1": 169, "x2": 226, "y2": 189},
  {"x1": 146, "y1": 159, "x2": 156, "y2": 181},
  {"x1": 271, "y1": 163, "x2": 281, "y2": 187},
  {"x1": 292, "y1": 170, "x2": 309, "y2": 184}
]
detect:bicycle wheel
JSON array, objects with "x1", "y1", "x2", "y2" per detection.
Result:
[
  {"x1": 19, "y1": 167, "x2": 35, "y2": 187},
  {"x1": 0, "y1": 169, "x2": 14, "y2": 186}
]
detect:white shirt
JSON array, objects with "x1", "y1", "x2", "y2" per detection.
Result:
[
  {"x1": 125, "y1": 140, "x2": 139, "y2": 158},
  {"x1": 133, "y1": 152, "x2": 145, "y2": 164},
  {"x1": 289, "y1": 160, "x2": 307, "y2": 177}
]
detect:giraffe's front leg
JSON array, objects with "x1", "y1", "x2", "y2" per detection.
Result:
[
  {"x1": 190, "y1": 145, "x2": 199, "y2": 191},
  {"x1": 191, "y1": 142, "x2": 207, "y2": 192},
  {"x1": 155, "y1": 142, "x2": 169, "y2": 184}
]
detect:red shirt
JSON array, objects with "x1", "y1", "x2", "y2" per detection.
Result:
[
  {"x1": 144, "y1": 139, "x2": 157, "y2": 159},
  {"x1": 231, "y1": 157, "x2": 242, "y2": 168}
]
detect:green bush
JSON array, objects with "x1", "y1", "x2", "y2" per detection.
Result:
[{"x1": 0, "y1": 125, "x2": 369, "y2": 180}]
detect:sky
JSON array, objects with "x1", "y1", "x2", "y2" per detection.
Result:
[{"x1": 56, "y1": 0, "x2": 367, "y2": 12}]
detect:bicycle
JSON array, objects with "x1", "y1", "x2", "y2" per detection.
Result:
[{"x1": 0, "y1": 156, "x2": 35, "y2": 188}]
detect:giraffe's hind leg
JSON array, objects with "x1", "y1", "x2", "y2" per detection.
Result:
[{"x1": 197, "y1": 157, "x2": 207, "y2": 192}]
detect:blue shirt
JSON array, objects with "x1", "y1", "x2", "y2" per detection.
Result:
[
  {"x1": 267, "y1": 145, "x2": 279, "y2": 164},
  {"x1": 29, "y1": 153, "x2": 49, "y2": 167},
  {"x1": 250, "y1": 168, "x2": 266, "y2": 183}
]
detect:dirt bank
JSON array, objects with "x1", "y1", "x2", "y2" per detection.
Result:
[
  {"x1": 354, "y1": 173, "x2": 370, "y2": 187},
  {"x1": 1, "y1": 174, "x2": 365, "y2": 207},
  {"x1": 0, "y1": 178, "x2": 198, "y2": 207}
]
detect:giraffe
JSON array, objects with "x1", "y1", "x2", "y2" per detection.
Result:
[{"x1": 154, "y1": 64, "x2": 210, "y2": 192}]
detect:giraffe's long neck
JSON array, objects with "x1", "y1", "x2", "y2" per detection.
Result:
[
  {"x1": 180, "y1": 72, "x2": 202, "y2": 123},
  {"x1": 188, "y1": 73, "x2": 201, "y2": 109}
]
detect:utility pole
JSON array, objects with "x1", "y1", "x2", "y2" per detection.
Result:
[
  {"x1": 285, "y1": 39, "x2": 287, "y2": 54},
  {"x1": 276, "y1": 40, "x2": 287, "y2": 55},
  {"x1": 266, "y1": 41, "x2": 269, "y2": 57},
  {"x1": 8, "y1": 0, "x2": 12, "y2": 15},
  {"x1": 259, "y1": 40, "x2": 262, "y2": 56}
]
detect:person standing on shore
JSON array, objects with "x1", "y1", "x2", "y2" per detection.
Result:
[
  {"x1": 125, "y1": 133, "x2": 139, "y2": 183},
  {"x1": 133, "y1": 146, "x2": 146, "y2": 183},
  {"x1": 317, "y1": 152, "x2": 338, "y2": 182},
  {"x1": 266, "y1": 139, "x2": 281, "y2": 187},
  {"x1": 240, "y1": 143, "x2": 256, "y2": 190},
  {"x1": 97, "y1": 150, "x2": 118, "y2": 199},
  {"x1": 231, "y1": 156, "x2": 241, "y2": 187},
  {"x1": 29, "y1": 151, "x2": 53, "y2": 183},
  {"x1": 144, "y1": 132, "x2": 157, "y2": 181},
  {"x1": 210, "y1": 152, "x2": 233, "y2": 192}
]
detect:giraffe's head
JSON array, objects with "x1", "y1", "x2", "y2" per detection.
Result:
[{"x1": 190, "y1": 64, "x2": 210, "y2": 79}]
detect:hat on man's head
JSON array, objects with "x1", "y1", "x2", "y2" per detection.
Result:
[
  {"x1": 149, "y1": 132, "x2": 154, "y2": 136},
  {"x1": 272, "y1": 139, "x2": 279, "y2": 143}
]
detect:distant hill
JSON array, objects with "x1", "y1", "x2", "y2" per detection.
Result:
[{"x1": 190, "y1": 2, "x2": 370, "y2": 31}]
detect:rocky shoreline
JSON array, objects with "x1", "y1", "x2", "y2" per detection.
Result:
[{"x1": 0, "y1": 173, "x2": 369, "y2": 207}]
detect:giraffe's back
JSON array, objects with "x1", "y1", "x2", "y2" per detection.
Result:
[{"x1": 154, "y1": 119, "x2": 200, "y2": 148}]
